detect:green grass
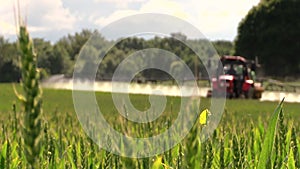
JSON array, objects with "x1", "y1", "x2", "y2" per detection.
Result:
[
  {"x1": 1, "y1": 83, "x2": 300, "y2": 168},
  {"x1": 2, "y1": 82, "x2": 299, "y2": 133},
  {"x1": 1, "y1": 83, "x2": 299, "y2": 120},
  {"x1": 0, "y1": 83, "x2": 298, "y2": 111}
]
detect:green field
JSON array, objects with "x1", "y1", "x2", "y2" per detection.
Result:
[
  {"x1": 1, "y1": 83, "x2": 300, "y2": 168},
  {"x1": 1, "y1": 83, "x2": 299, "y2": 123}
]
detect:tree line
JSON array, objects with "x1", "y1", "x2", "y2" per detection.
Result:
[
  {"x1": 0, "y1": 31, "x2": 234, "y2": 82},
  {"x1": 235, "y1": 0, "x2": 300, "y2": 78},
  {"x1": 1, "y1": 0, "x2": 299, "y2": 82}
]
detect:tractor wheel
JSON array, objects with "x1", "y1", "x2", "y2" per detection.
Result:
[{"x1": 244, "y1": 86, "x2": 254, "y2": 99}]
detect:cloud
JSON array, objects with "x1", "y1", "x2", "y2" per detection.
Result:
[
  {"x1": 184, "y1": 0, "x2": 260, "y2": 39},
  {"x1": 95, "y1": 10, "x2": 138, "y2": 26},
  {"x1": 0, "y1": 1, "x2": 16, "y2": 36},
  {"x1": 139, "y1": 0, "x2": 188, "y2": 19},
  {"x1": 94, "y1": 0, "x2": 146, "y2": 8},
  {"x1": 25, "y1": 0, "x2": 77, "y2": 30},
  {"x1": 0, "y1": 0, "x2": 77, "y2": 38},
  {"x1": 0, "y1": 0, "x2": 260, "y2": 41},
  {"x1": 0, "y1": 21, "x2": 16, "y2": 36},
  {"x1": 94, "y1": 0, "x2": 260, "y2": 40},
  {"x1": 95, "y1": 0, "x2": 188, "y2": 27}
]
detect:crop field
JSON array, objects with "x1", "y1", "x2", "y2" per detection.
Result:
[
  {"x1": 1, "y1": 83, "x2": 300, "y2": 168},
  {"x1": 1, "y1": 0, "x2": 298, "y2": 168}
]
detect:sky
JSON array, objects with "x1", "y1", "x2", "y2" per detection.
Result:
[{"x1": 0, "y1": 0, "x2": 260, "y2": 42}]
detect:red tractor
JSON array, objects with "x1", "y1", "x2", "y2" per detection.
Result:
[{"x1": 207, "y1": 56, "x2": 263, "y2": 99}]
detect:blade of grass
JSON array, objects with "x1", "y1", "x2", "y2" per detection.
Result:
[
  {"x1": 288, "y1": 147, "x2": 296, "y2": 169},
  {"x1": 151, "y1": 156, "x2": 164, "y2": 169},
  {"x1": 257, "y1": 98, "x2": 285, "y2": 169}
]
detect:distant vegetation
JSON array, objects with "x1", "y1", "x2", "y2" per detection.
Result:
[
  {"x1": 1, "y1": 0, "x2": 299, "y2": 82},
  {"x1": 235, "y1": 0, "x2": 300, "y2": 78},
  {"x1": 0, "y1": 31, "x2": 233, "y2": 82}
]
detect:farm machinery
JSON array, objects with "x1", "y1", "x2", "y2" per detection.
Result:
[{"x1": 207, "y1": 56, "x2": 264, "y2": 99}]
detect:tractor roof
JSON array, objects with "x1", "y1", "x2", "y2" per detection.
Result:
[{"x1": 221, "y1": 56, "x2": 247, "y2": 63}]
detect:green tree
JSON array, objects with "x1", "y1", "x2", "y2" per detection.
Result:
[
  {"x1": 51, "y1": 44, "x2": 72, "y2": 74},
  {"x1": 34, "y1": 38, "x2": 72, "y2": 75},
  {"x1": 212, "y1": 40, "x2": 234, "y2": 56},
  {"x1": 170, "y1": 60, "x2": 185, "y2": 82},
  {"x1": 56, "y1": 29, "x2": 93, "y2": 61},
  {"x1": 0, "y1": 37, "x2": 20, "y2": 82},
  {"x1": 98, "y1": 48, "x2": 126, "y2": 80},
  {"x1": 235, "y1": 0, "x2": 300, "y2": 77},
  {"x1": 33, "y1": 38, "x2": 53, "y2": 74},
  {"x1": 57, "y1": 30, "x2": 109, "y2": 77}
]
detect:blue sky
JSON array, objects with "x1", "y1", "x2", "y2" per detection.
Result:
[{"x1": 0, "y1": 0, "x2": 260, "y2": 42}]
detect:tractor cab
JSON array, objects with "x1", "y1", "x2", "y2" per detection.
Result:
[{"x1": 208, "y1": 56, "x2": 263, "y2": 98}]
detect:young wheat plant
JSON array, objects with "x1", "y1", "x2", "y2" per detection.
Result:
[{"x1": 15, "y1": 18, "x2": 43, "y2": 168}]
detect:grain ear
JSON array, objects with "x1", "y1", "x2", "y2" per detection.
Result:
[{"x1": 16, "y1": 10, "x2": 43, "y2": 168}]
